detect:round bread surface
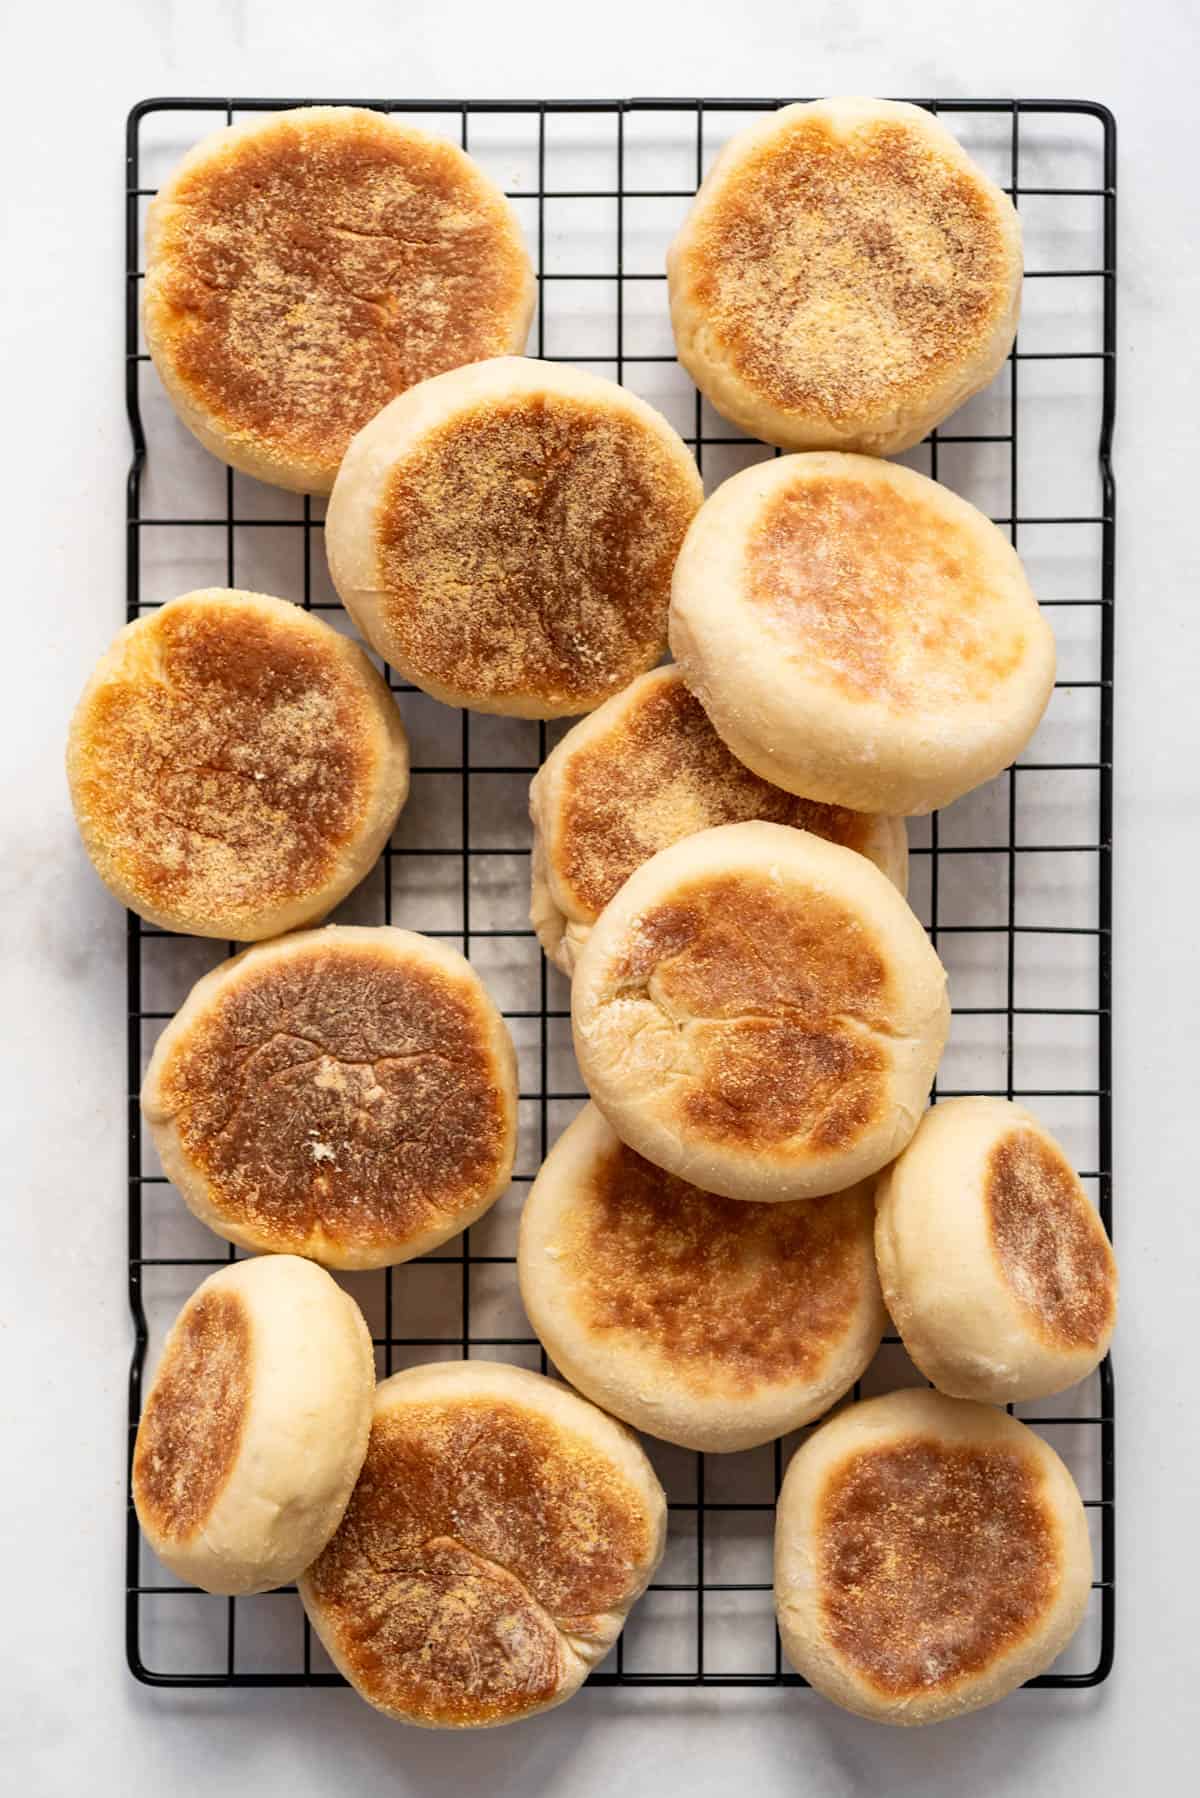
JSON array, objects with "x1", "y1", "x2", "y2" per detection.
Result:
[
  {"x1": 669, "y1": 452, "x2": 1055, "y2": 815},
  {"x1": 530, "y1": 663, "x2": 908, "y2": 974},
  {"x1": 774, "y1": 1388, "x2": 1093, "y2": 1724},
  {"x1": 326, "y1": 356, "x2": 704, "y2": 717},
  {"x1": 875, "y1": 1097, "x2": 1118, "y2": 1402},
  {"x1": 571, "y1": 820, "x2": 948, "y2": 1203},
  {"x1": 299, "y1": 1361, "x2": 667, "y2": 1727},
  {"x1": 132, "y1": 1255, "x2": 375, "y2": 1595},
  {"x1": 142, "y1": 926, "x2": 517, "y2": 1268},
  {"x1": 518, "y1": 1105, "x2": 885, "y2": 1451},
  {"x1": 144, "y1": 107, "x2": 534, "y2": 492},
  {"x1": 67, "y1": 589, "x2": 410, "y2": 939},
  {"x1": 667, "y1": 97, "x2": 1022, "y2": 455}
]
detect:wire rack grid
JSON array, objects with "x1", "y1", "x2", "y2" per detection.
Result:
[{"x1": 124, "y1": 95, "x2": 1116, "y2": 1695}]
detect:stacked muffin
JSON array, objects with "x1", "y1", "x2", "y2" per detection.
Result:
[{"x1": 70, "y1": 99, "x2": 1115, "y2": 1731}]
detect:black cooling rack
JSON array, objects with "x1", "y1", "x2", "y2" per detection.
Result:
[{"x1": 124, "y1": 96, "x2": 1116, "y2": 1693}]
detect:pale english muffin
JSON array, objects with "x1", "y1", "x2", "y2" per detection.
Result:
[
  {"x1": 144, "y1": 107, "x2": 534, "y2": 492},
  {"x1": 67, "y1": 590, "x2": 409, "y2": 939},
  {"x1": 775, "y1": 1389, "x2": 1093, "y2": 1724},
  {"x1": 132, "y1": 1256, "x2": 374, "y2": 1596},
  {"x1": 529, "y1": 664, "x2": 908, "y2": 975},
  {"x1": 326, "y1": 356, "x2": 704, "y2": 717},
  {"x1": 299, "y1": 1361, "x2": 666, "y2": 1727},
  {"x1": 670, "y1": 453, "x2": 1055, "y2": 815},
  {"x1": 519, "y1": 1105, "x2": 884, "y2": 1452},
  {"x1": 142, "y1": 927, "x2": 517, "y2": 1269},
  {"x1": 876, "y1": 1098, "x2": 1117, "y2": 1403},
  {"x1": 571, "y1": 821, "x2": 948, "y2": 1204},
  {"x1": 667, "y1": 97, "x2": 1022, "y2": 455}
]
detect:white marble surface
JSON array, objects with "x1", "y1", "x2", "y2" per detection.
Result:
[{"x1": 3, "y1": 1, "x2": 1199, "y2": 1792}]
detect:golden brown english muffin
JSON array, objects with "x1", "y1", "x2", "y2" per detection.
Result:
[
  {"x1": 571, "y1": 821, "x2": 948, "y2": 1204},
  {"x1": 133, "y1": 1256, "x2": 374, "y2": 1595},
  {"x1": 326, "y1": 356, "x2": 704, "y2": 717},
  {"x1": 144, "y1": 107, "x2": 534, "y2": 492},
  {"x1": 875, "y1": 1097, "x2": 1118, "y2": 1403},
  {"x1": 67, "y1": 590, "x2": 409, "y2": 939},
  {"x1": 141, "y1": 926, "x2": 517, "y2": 1269},
  {"x1": 775, "y1": 1389, "x2": 1093, "y2": 1724},
  {"x1": 529, "y1": 663, "x2": 908, "y2": 974},
  {"x1": 519, "y1": 1105, "x2": 885, "y2": 1451},
  {"x1": 299, "y1": 1361, "x2": 667, "y2": 1727},
  {"x1": 670, "y1": 452, "x2": 1055, "y2": 815},
  {"x1": 667, "y1": 97, "x2": 1022, "y2": 454}
]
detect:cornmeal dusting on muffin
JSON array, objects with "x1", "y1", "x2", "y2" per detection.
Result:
[
  {"x1": 374, "y1": 395, "x2": 700, "y2": 706},
  {"x1": 555, "y1": 670, "x2": 874, "y2": 918},
  {"x1": 818, "y1": 1437, "x2": 1058, "y2": 1694},
  {"x1": 305, "y1": 1396, "x2": 654, "y2": 1725},
  {"x1": 71, "y1": 599, "x2": 380, "y2": 931},
  {"x1": 145, "y1": 110, "x2": 531, "y2": 474},
  {"x1": 683, "y1": 117, "x2": 1012, "y2": 424}
]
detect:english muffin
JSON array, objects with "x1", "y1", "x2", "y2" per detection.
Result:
[
  {"x1": 667, "y1": 97, "x2": 1022, "y2": 455},
  {"x1": 670, "y1": 452, "x2": 1055, "y2": 815},
  {"x1": 132, "y1": 1255, "x2": 374, "y2": 1596},
  {"x1": 326, "y1": 356, "x2": 704, "y2": 717},
  {"x1": 299, "y1": 1360, "x2": 666, "y2": 1727},
  {"x1": 775, "y1": 1388, "x2": 1093, "y2": 1724},
  {"x1": 519, "y1": 1105, "x2": 884, "y2": 1451},
  {"x1": 875, "y1": 1097, "x2": 1117, "y2": 1403},
  {"x1": 571, "y1": 821, "x2": 948, "y2": 1203},
  {"x1": 530, "y1": 663, "x2": 908, "y2": 975},
  {"x1": 142, "y1": 926, "x2": 517, "y2": 1269},
  {"x1": 67, "y1": 589, "x2": 409, "y2": 939},
  {"x1": 144, "y1": 107, "x2": 534, "y2": 492}
]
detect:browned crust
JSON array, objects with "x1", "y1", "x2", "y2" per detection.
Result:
[
  {"x1": 304, "y1": 1396, "x2": 656, "y2": 1725},
  {"x1": 615, "y1": 873, "x2": 892, "y2": 1157},
  {"x1": 555, "y1": 669, "x2": 879, "y2": 919},
  {"x1": 746, "y1": 477, "x2": 1027, "y2": 711},
  {"x1": 817, "y1": 1435, "x2": 1059, "y2": 1696},
  {"x1": 145, "y1": 110, "x2": 531, "y2": 480},
  {"x1": 153, "y1": 941, "x2": 513, "y2": 1258},
  {"x1": 373, "y1": 394, "x2": 700, "y2": 708},
  {"x1": 680, "y1": 113, "x2": 1015, "y2": 426},
  {"x1": 70, "y1": 597, "x2": 385, "y2": 933},
  {"x1": 562, "y1": 1138, "x2": 874, "y2": 1395},
  {"x1": 133, "y1": 1289, "x2": 251, "y2": 1541},
  {"x1": 986, "y1": 1129, "x2": 1117, "y2": 1349}
]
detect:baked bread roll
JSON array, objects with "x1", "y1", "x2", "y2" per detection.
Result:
[
  {"x1": 142, "y1": 926, "x2": 517, "y2": 1268},
  {"x1": 670, "y1": 452, "x2": 1055, "y2": 815},
  {"x1": 144, "y1": 107, "x2": 534, "y2": 492},
  {"x1": 875, "y1": 1097, "x2": 1117, "y2": 1402},
  {"x1": 775, "y1": 1388, "x2": 1092, "y2": 1724},
  {"x1": 519, "y1": 1105, "x2": 884, "y2": 1452},
  {"x1": 299, "y1": 1360, "x2": 666, "y2": 1727},
  {"x1": 132, "y1": 1255, "x2": 374, "y2": 1595},
  {"x1": 67, "y1": 590, "x2": 409, "y2": 939},
  {"x1": 326, "y1": 356, "x2": 703, "y2": 717},
  {"x1": 571, "y1": 821, "x2": 948, "y2": 1203},
  {"x1": 529, "y1": 663, "x2": 907, "y2": 975},
  {"x1": 667, "y1": 97, "x2": 1021, "y2": 455}
]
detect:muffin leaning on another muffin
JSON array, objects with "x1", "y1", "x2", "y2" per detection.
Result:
[
  {"x1": 571, "y1": 820, "x2": 948, "y2": 1204},
  {"x1": 529, "y1": 663, "x2": 907, "y2": 975},
  {"x1": 133, "y1": 1255, "x2": 375, "y2": 1596},
  {"x1": 326, "y1": 356, "x2": 704, "y2": 719},
  {"x1": 670, "y1": 452, "x2": 1055, "y2": 815},
  {"x1": 875, "y1": 1096, "x2": 1118, "y2": 1402}
]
